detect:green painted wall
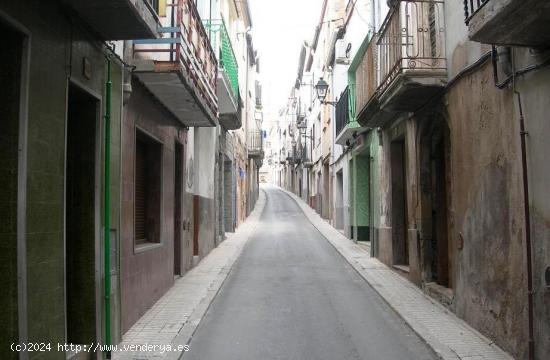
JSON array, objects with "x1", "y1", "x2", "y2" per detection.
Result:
[
  {"x1": 349, "y1": 130, "x2": 380, "y2": 242},
  {"x1": 0, "y1": 1, "x2": 124, "y2": 357},
  {"x1": 355, "y1": 155, "x2": 370, "y2": 227},
  {"x1": 348, "y1": 158, "x2": 355, "y2": 238}
]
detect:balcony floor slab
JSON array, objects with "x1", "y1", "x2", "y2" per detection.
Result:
[
  {"x1": 135, "y1": 68, "x2": 217, "y2": 128},
  {"x1": 379, "y1": 74, "x2": 447, "y2": 113},
  {"x1": 62, "y1": 0, "x2": 159, "y2": 39},
  {"x1": 469, "y1": 0, "x2": 550, "y2": 47},
  {"x1": 335, "y1": 122, "x2": 364, "y2": 146}
]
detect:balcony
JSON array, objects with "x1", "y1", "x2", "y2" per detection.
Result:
[
  {"x1": 62, "y1": 0, "x2": 159, "y2": 39},
  {"x1": 359, "y1": 1, "x2": 446, "y2": 127},
  {"x1": 354, "y1": 35, "x2": 392, "y2": 128},
  {"x1": 464, "y1": 0, "x2": 550, "y2": 47},
  {"x1": 248, "y1": 130, "x2": 264, "y2": 159},
  {"x1": 205, "y1": 19, "x2": 242, "y2": 129},
  {"x1": 303, "y1": 145, "x2": 314, "y2": 168},
  {"x1": 335, "y1": 86, "x2": 362, "y2": 146},
  {"x1": 133, "y1": 0, "x2": 218, "y2": 127},
  {"x1": 286, "y1": 150, "x2": 296, "y2": 165}
]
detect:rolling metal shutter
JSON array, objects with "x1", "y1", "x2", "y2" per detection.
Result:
[{"x1": 135, "y1": 139, "x2": 148, "y2": 244}]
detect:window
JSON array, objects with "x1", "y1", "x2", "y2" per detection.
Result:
[
  {"x1": 147, "y1": 0, "x2": 166, "y2": 16},
  {"x1": 135, "y1": 129, "x2": 162, "y2": 247},
  {"x1": 147, "y1": 0, "x2": 159, "y2": 12}
]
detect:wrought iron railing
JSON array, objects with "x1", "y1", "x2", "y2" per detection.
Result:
[
  {"x1": 133, "y1": 0, "x2": 218, "y2": 114},
  {"x1": 204, "y1": 19, "x2": 239, "y2": 98},
  {"x1": 248, "y1": 130, "x2": 263, "y2": 154},
  {"x1": 377, "y1": 0, "x2": 446, "y2": 96},
  {"x1": 355, "y1": 35, "x2": 377, "y2": 114},
  {"x1": 335, "y1": 86, "x2": 351, "y2": 137},
  {"x1": 464, "y1": 0, "x2": 491, "y2": 25}
]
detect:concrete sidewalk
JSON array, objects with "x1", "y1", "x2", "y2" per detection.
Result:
[
  {"x1": 112, "y1": 190, "x2": 266, "y2": 360},
  {"x1": 280, "y1": 187, "x2": 514, "y2": 360}
]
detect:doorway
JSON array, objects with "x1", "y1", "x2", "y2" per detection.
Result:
[
  {"x1": 223, "y1": 160, "x2": 234, "y2": 232},
  {"x1": 421, "y1": 124, "x2": 451, "y2": 287},
  {"x1": 174, "y1": 142, "x2": 184, "y2": 276},
  {"x1": 0, "y1": 20, "x2": 24, "y2": 359},
  {"x1": 323, "y1": 163, "x2": 330, "y2": 219},
  {"x1": 65, "y1": 83, "x2": 99, "y2": 345},
  {"x1": 432, "y1": 133, "x2": 450, "y2": 286},
  {"x1": 391, "y1": 139, "x2": 409, "y2": 266},
  {"x1": 335, "y1": 170, "x2": 344, "y2": 230},
  {"x1": 355, "y1": 154, "x2": 371, "y2": 242},
  {"x1": 348, "y1": 158, "x2": 355, "y2": 240}
]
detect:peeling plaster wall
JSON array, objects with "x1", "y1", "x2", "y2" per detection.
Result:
[
  {"x1": 516, "y1": 66, "x2": 550, "y2": 360},
  {"x1": 446, "y1": 62, "x2": 527, "y2": 360}
]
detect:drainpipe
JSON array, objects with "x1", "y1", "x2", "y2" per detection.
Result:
[
  {"x1": 104, "y1": 56, "x2": 112, "y2": 359},
  {"x1": 515, "y1": 88, "x2": 535, "y2": 360},
  {"x1": 499, "y1": 47, "x2": 535, "y2": 360}
]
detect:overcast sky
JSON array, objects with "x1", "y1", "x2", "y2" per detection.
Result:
[{"x1": 249, "y1": 0, "x2": 323, "y2": 126}]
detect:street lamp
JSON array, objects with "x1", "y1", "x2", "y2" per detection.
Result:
[{"x1": 315, "y1": 77, "x2": 337, "y2": 106}]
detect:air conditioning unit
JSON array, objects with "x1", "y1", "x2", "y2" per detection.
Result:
[{"x1": 335, "y1": 39, "x2": 350, "y2": 65}]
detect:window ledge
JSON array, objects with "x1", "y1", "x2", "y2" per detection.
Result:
[{"x1": 134, "y1": 242, "x2": 162, "y2": 254}]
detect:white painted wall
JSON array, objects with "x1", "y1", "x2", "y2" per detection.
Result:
[
  {"x1": 444, "y1": 0, "x2": 488, "y2": 79},
  {"x1": 194, "y1": 128, "x2": 217, "y2": 199}
]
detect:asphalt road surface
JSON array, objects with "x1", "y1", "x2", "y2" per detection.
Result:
[{"x1": 185, "y1": 186, "x2": 437, "y2": 360}]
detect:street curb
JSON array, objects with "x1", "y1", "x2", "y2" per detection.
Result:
[
  {"x1": 168, "y1": 189, "x2": 267, "y2": 360},
  {"x1": 278, "y1": 186, "x2": 514, "y2": 360}
]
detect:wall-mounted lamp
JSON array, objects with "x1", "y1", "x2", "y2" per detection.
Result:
[{"x1": 315, "y1": 77, "x2": 337, "y2": 106}]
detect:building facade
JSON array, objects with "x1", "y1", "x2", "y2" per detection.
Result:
[
  {"x1": 273, "y1": 1, "x2": 550, "y2": 359},
  {"x1": 0, "y1": 0, "x2": 262, "y2": 359}
]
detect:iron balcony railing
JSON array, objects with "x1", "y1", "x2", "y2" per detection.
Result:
[
  {"x1": 133, "y1": 0, "x2": 218, "y2": 115},
  {"x1": 287, "y1": 147, "x2": 299, "y2": 165},
  {"x1": 335, "y1": 86, "x2": 351, "y2": 138},
  {"x1": 248, "y1": 130, "x2": 263, "y2": 155},
  {"x1": 355, "y1": 35, "x2": 377, "y2": 114},
  {"x1": 204, "y1": 19, "x2": 239, "y2": 98},
  {"x1": 464, "y1": 0, "x2": 491, "y2": 25},
  {"x1": 377, "y1": 0, "x2": 446, "y2": 96}
]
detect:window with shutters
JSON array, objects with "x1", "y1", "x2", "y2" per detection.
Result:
[{"x1": 135, "y1": 129, "x2": 162, "y2": 247}]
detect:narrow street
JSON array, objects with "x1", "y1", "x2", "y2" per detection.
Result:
[
  {"x1": 185, "y1": 187, "x2": 436, "y2": 360},
  {"x1": 2, "y1": 1, "x2": 548, "y2": 359}
]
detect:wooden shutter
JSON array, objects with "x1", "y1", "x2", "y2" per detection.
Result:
[{"x1": 135, "y1": 139, "x2": 148, "y2": 244}]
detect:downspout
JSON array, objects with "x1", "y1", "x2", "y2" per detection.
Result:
[
  {"x1": 494, "y1": 46, "x2": 535, "y2": 360},
  {"x1": 512, "y1": 56, "x2": 535, "y2": 360},
  {"x1": 516, "y1": 89, "x2": 535, "y2": 360},
  {"x1": 104, "y1": 56, "x2": 112, "y2": 359}
]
